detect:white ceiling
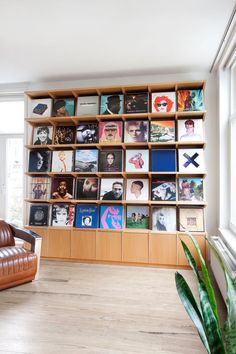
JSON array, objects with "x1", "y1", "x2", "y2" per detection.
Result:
[{"x1": 0, "y1": 0, "x2": 235, "y2": 85}]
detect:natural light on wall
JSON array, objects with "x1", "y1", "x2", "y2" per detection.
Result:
[{"x1": 0, "y1": 100, "x2": 24, "y2": 134}]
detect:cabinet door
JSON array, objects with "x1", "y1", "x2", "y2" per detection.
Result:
[
  {"x1": 27, "y1": 227, "x2": 48, "y2": 257},
  {"x1": 149, "y1": 233, "x2": 177, "y2": 265},
  {"x1": 122, "y1": 232, "x2": 149, "y2": 263},
  {"x1": 177, "y1": 234, "x2": 206, "y2": 267},
  {"x1": 71, "y1": 229, "x2": 96, "y2": 260},
  {"x1": 96, "y1": 231, "x2": 122, "y2": 261},
  {"x1": 47, "y1": 229, "x2": 71, "y2": 258}
]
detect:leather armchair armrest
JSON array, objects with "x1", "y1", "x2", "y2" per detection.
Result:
[{"x1": 9, "y1": 224, "x2": 41, "y2": 253}]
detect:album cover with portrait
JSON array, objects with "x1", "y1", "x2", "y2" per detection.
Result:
[
  {"x1": 76, "y1": 123, "x2": 99, "y2": 144},
  {"x1": 178, "y1": 177, "x2": 204, "y2": 202},
  {"x1": 151, "y1": 92, "x2": 176, "y2": 113},
  {"x1": 28, "y1": 150, "x2": 52, "y2": 173},
  {"x1": 100, "y1": 94, "x2": 123, "y2": 115},
  {"x1": 151, "y1": 176, "x2": 176, "y2": 201},
  {"x1": 152, "y1": 206, "x2": 176, "y2": 232},
  {"x1": 124, "y1": 120, "x2": 149, "y2": 143},
  {"x1": 151, "y1": 149, "x2": 176, "y2": 172},
  {"x1": 76, "y1": 96, "x2": 99, "y2": 115},
  {"x1": 178, "y1": 119, "x2": 203, "y2": 141},
  {"x1": 150, "y1": 120, "x2": 175, "y2": 142},
  {"x1": 51, "y1": 150, "x2": 74, "y2": 172},
  {"x1": 100, "y1": 205, "x2": 124, "y2": 229},
  {"x1": 76, "y1": 177, "x2": 99, "y2": 200},
  {"x1": 29, "y1": 204, "x2": 50, "y2": 226},
  {"x1": 177, "y1": 89, "x2": 204, "y2": 112},
  {"x1": 100, "y1": 178, "x2": 124, "y2": 200},
  {"x1": 99, "y1": 121, "x2": 123, "y2": 144},
  {"x1": 30, "y1": 98, "x2": 52, "y2": 118},
  {"x1": 75, "y1": 204, "x2": 99, "y2": 228},
  {"x1": 178, "y1": 148, "x2": 205, "y2": 173},
  {"x1": 126, "y1": 178, "x2": 149, "y2": 201},
  {"x1": 51, "y1": 177, "x2": 74, "y2": 200},
  {"x1": 32, "y1": 126, "x2": 53, "y2": 145},
  {"x1": 125, "y1": 150, "x2": 149, "y2": 172},
  {"x1": 29, "y1": 177, "x2": 51, "y2": 200},
  {"x1": 52, "y1": 98, "x2": 75, "y2": 117},
  {"x1": 126, "y1": 205, "x2": 149, "y2": 229},
  {"x1": 53, "y1": 126, "x2": 76, "y2": 145},
  {"x1": 99, "y1": 150, "x2": 123, "y2": 172},
  {"x1": 124, "y1": 92, "x2": 148, "y2": 113},
  {"x1": 51, "y1": 204, "x2": 75, "y2": 227},
  {"x1": 74, "y1": 149, "x2": 98, "y2": 172},
  {"x1": 179, "y1": 207, "x2": 204, "y2": 232}
]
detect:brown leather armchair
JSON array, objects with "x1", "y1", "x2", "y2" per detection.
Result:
[{"x1": 0, "y1": 220, "x2": 41, "y2": 290}]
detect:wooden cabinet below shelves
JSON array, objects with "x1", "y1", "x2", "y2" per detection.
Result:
[
  {"x1": 71, "y1": 229, "x2": 96, "y2": 260},
  {"x1": 96, "y1": 230, "x2": 122, "y2": 262},
  {"x1": 122, "y1": 231, "x2": 149, "y2": 263},
  {"x1": 149, "y1": 233, "x2": 177, "y2": 266},
  {"x1": 177, "y1": 233, "x2": 206, "y2": 267}
]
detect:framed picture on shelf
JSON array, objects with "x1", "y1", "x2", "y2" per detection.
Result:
[
  {"x1": 179, "y1": 207, "x2": 205, "y2": 232},
  {"x1": 126, "y1": 205, "x2": 149, "y2": 229},
  {"x1": 178, "y1": 119, "x2": 203, "y2": 141},
  {"x1": 51, "y1": 150, "x2": 74, "y2": 172},
  {"x1": 124, "y1": 120, "x2": 149, "y2": 143},
  {"x1": 52, "y1": 98, "x2": 75, "y2": 117},
  {"x1": 151, "y1": 176, "x2": 176, "y2": 201},
  {"x1": 76, "y1": 177, "x2": 99, "y2": 200},
  {"x1": 151, "y1": 149, "x2": 176, "y2": 172},
  {"x1": 99, "y1": 121, "x2": 123, "y2": 144},
  {"x1": 30, "y1": 98, "x2": 52, "y2": 118},
  {"x1": 150, "y1": 120, "x2": 175, "y2": 142},
  {"x1": 124, "y1": 92, "x2": 148, "y2": 113},
  {"x1": 51, "y1": 204, "x2": 75, "y2": 227},
  {"x1": 28, "y1": 150, "x2": 52, "y2": 173},
  {"x1": 178, "y1": 177, "x2": 204, "y2": 202},
  {"x1": 126, "y1": 178, "x2": 149, "y2": 201},
  {"x1": 51, "y1": 177, "x2": 74, "y2": 200},
  {"x1": 29, "y1": 204, "x2": 50, "y2": 226},
  {"x1": 75, "y1": 204, "x2": 99, "y2": 228},
  {"x1": 152, "y1": 206, "x2": 176, "y2": 232},
  {"x1": 100, "y1": 205, "x2": 124, "y2": 229},
  {"x1": 177, "y1": 89, "x2": 204, "y2": 112},
  {"x1": 100, "y1": 94, "x2": 123, "y2": 115},
  {"x1": 32, "y1": 126, "x2": 53, "y2": 145},
  {"x1": 76, "y1": 96, "x2": 99, "y2": 116},
  {"x1": 53, "y1": 126, "x2": 76, "y2": 145},
  {"x1": 100, "y1": 178, "x2": 124, "y2": 200},
  {"x1": 151, "y1": 92, "x2": 176, "y2": 113},
  {"x1": 76, "y1": 123, "x2": 98, "y2": 144},
  {"x1": 74, "y1": 149, "x2": 98, "y2": 172},
  {"x1": 125, "y1": 149, "x2": 149, "y2": 172},
  {"x1": 99, "y1": 149, "x2": 123, "y2": 172},
  {"x1": 178, "y1": 148, "x2": 205, "y2": 173},
  {"x1": 29, "y1": 177, "x2": 51, "y2": 200}
]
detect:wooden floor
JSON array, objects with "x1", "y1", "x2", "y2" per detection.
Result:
[{"x1": 0, "y1": 260, "x2": 226, "y2": 354}]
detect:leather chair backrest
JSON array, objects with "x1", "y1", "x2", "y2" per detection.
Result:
[{"x1": 0, "y1": 220, "x2": 15, "y2": 247}]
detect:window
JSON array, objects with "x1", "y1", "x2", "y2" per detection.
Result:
[{"x1": 230, "y1": 64, "x2": 236, "y2": 234}]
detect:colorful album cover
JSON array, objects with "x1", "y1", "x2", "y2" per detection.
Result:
[
  {"x1": 100, "y1": 178, "x2": 124, "y2": 200},
  {"x1": 151, "y1": 177, "x2": 176, "y2": 201},
  {"x1": 100, "y1": 94, "x2": 123, "y2": 115},
  {"x1": 29, "y1": 204, "x2": 49, "y2": 226},
  {"x1": 76, "y1": 123, "x2": 98, "y2": 144},
  {"x1": 125, "y1": 150, "x2": 149, "y2": 172},
  {"x1": 52, "y1": 98, "x2": 75, "y2": 117},
  {"x1": 152, "y1": 206, "x2": 176, "y2": 232},
  {"x1": 99, "y1": 150, "x2": 123, "y2": 172},
  {"x1": 151, "y1": 92, "x2": 176, "y2": 113},
  {"x1": 76, "y1": 177, "x2": 99, "y2": 200},
  {"x1": 150, "y1": 120, "x2": 175, "y2": 142},
  {"x1": 32, "y1": 126, "x2": 53, "y2": 145},
  {"x1": 30, "y1": 99, "x2": 52, "y2": 118},
  {"x1": 54, "y1": 126, "x2": 76, "y2": 144},
  {"x1": 179, "y1": 207, "x2": 205, "y2": 232},
  {"x1": 126, "y1": 179, "x2": 149, "y2": 201},
  {"x1": 99, "y1": 121, "x2": 123, "y2": 144},
  {"x1": 151, "y1": 149, "x2": 176, "y2": 172},
  {"x1": 51, "y1": 150, "x2": 74, "y2": 172},
  {"x1": 124, "y1": 92, "x2": 148, "y2": 113},
  {"x1": 51, "y1": 204, "x2": 75, "y2": 227},
  {"x1": 126, "y1": 205, "x2": 149, "y2": 229},
  {"x1": 178, "y1": 148, "x2": 205, "y2": 173},
  {"x1": 51, "y1": 177, "x2": 74, "y2": 200},
  {"x1": 74, "y1": 149, "x2": 98, "y2": 172},
  {"x1": 76, "y1": 96, "x2": 99, "y2": 116},
  {"x1": 29, "y1": 177, "x2": 51, "y2": 200},
  {"x1": 100, "y1": 205, "x2": 124, "y2": 229},
  {"x1": 28, "y1": 150, "x2": 52, "y2": 173},
  {"x1": 178, "y1": 177, "x2": 204, "y2": 202},
  {"x1": 177, "y1": 89, "x2": 204, "y2": 112},
  {"x1": 75, "y1": 204, "x2": 99, "y2": 228},
  {"x1": 124, "y1": 120, "x2": 149, "y2": 143},
  {"x1": 178, "y1": 119, "x2": 203, "y2": 141}
]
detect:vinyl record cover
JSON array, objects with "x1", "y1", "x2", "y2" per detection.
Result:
[
  {"x1": 30, "y1": 98, "x2": 52, "y2": 118},
  {"x1": 100, "y1": 205, "x2": 124, "y2": 229},
  {"x1": 179, "y1": 207, "x2": 204, "y2": 232},
  {"x1": 178, "y1": 119, "x2": 203, "y2": 141},
  {"x1": 100, "y1": 94, "x2": 123, "y2": 115},
  {"x1": 126, "y1": 205, "x2": 149, "y2": 229},
  {"x1": 150, "y1": 120, "x2": 175, "y2": 142},
  {"x1": 51, "y1": 150, "x2": 74, "y2": 172},
  {"x1": 178, "y1": 148, "x2": 205, "y2": 173},
  {"x1": 99, "y1": 150, "x2": 123, "y2": 172},
  {"x1": 100, "y1": 178, "x2": 124, "y2": 200},
  {"x1": 151, "y1": 92, "x2": 176, "y2": 113},
  {"x1": 126, "y1": 179, "x2": 149, "y2": 200},
  {"x1": 99, "y1": 121, "x2": 123, "y2": 144},
  {"x1": 125, "y1": 150, "x2": 149, "y2": 172},
  {"x1": 29, "y1": 177, "x2": 51, "y2": 200},
  {"x1": 28, "y1": 150, "x2": 52, "y2": 172},
  {"x1": 151, "y1": 177, "x2": 176, "y2": 201},
  {"x1": 124, "y1": 92, "x2": 148, "y2": 113},
  {"x1": 76, "y1": 96, "x2": 99, "y2": 115},
  {"x1": 74, "y1": 149, "x2": 98, "y2": 172},
  {"x1": 151, "y1": 149, "x2": 176, "y2": 172},
  {"x1": 152, "y1": 206, "x2": 176, "y2": 232},
  {"x1": 52, "y1": 98, "x2": 75, "y2": 117},
  {"x1": 76, "y1": 123, "x2": 98, "y2": 144},
  {"x1": 124, "y1": 120, "x2": 149, "y2": 143},
  {"x1": 76, "y1": 177, "x2": 99, "y2": 200},
  {"x1": 32, "y1": 126, "x2": 53, "y2": 145},
  {"x1": 51, "y1": 177, "x2": 74, "y2": 200},
  {"x1": 51, "y1": 204, "x2": 75, "y2": 227},
  {"x1": 177, "y1": 89, "x2": 204, "y2": 112},
  {"x1": 54, "y1": 126, "x2": 76, "y2": 144},
  {"x1": 75, "y1": 204, "x2": 98, "y2": 228},
  {"x1": 29, "y1": 204, "x2": 49, "y2": 226},
  {"x1": 178, "y1": 177, "x2": 204, "y2": 202}
]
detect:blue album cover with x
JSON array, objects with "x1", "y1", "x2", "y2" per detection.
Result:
[
  {"x1": 178, "y1": 148, "x2": 205, "y2": 173},
  {"x1": 151, "y1": 149, "x2": 176, "y2": 172}
]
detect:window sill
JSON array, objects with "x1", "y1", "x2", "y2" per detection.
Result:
[{"x1": 219, "y1": 228, "x2": 236, "y2": 259}]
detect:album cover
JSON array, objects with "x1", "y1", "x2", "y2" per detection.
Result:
[
  {"x1": 179, "y1": 207, "x2": 205, "y2": 232},
  {"x1": 151, "y1": 92, "x2": 176, "y2": 113},
  {"x1": 75, "y1": 204, "x2": 99, "y2": 228},
  {"x1": 28, "y1": 150, "x2": 52, "y2": 172},
  {"x1": 32, "y1": 126, "x2": 53, "y2": 145},
  {"x1": 74, "y1": 149, "x2": 98, "y2": 172},
  {"x1": 99, "y1": 121, "x2": 123, "y2": 144},
  {"x1": 178, "y1": 119, "x2": 203, "y2": 141},
  {"x1": 100, "y1": 205, "x2": 124, "y2": 229},
  {"x1": 126, "y1": 179, "x2": 149, "y2": 201},
  {"x1": 51, "y1": 150, "x2": 74, "y2": 172},
  {"x1": 76, "y1": 123, "x2": 99, "y2": 144},
  {"x1": 76, "y1": 96, "x2": 99, "y2": 115},
  {"x1": 52, "y1": 98, "x2": 75, "y2": 117},
  {"x1": 152, "y1": 206, "x2": 176, "y2": 232},
  {"x1": 99, "y1": 150, "x2": 123, "y2": 172},
  {"x1": 76, "y1": 177, "x2": 99, "y2": 200},
  {"x1": 151, "y1": 149, "x2": 176, "y2": 172},
  {"x1": 178, "y1": 177, "x2": 204, "y2": 202},
  {"x1": 29, "y1": 204, "x2": 49, "y2": 226},
  {"x1": 100, "y1": 94, "x2": 123, "y2": 115},
  {"x1": 30, "y1": 99, "x2": 52, "y2": 118},
  {"x1": 51, "y1": 204, "x2": 75, "y2": 227},
  {"x1": 177, "y1": 89, "x2": 204, "y2": 112},
  {"x1": 29, "y1": 177, "x2": 51, "y2": 200},
  {"x1": 100, "y1": 178, "x2": 124, "y2": 200},
  {"x1": 124, "y1": 120, "x2": 149, "y2": 143},
  {"x1": 51, "y1": 177, "x2": 74, "y2": 200},
  {"x1": 54, "y1": 126, "x2": 76, "y2": 144},
  {"x1": 151, "y1": 177, "x2": 176, "y2": 201},
  {"x1": 178, "y1": 148, "x2": 205, "y2": 173},
  {"x1": 126, "y1": 205, "x2": 149, "y2": 229},
  {"x1": 150, "y1": 120, "x2": 175, "y2": 142},
  {"x1": 125, "y1": 150, "x2": 149, "y2": 172},
  {"x1": 124, "y1": 92, "x2": 148, "y2": 113}
]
